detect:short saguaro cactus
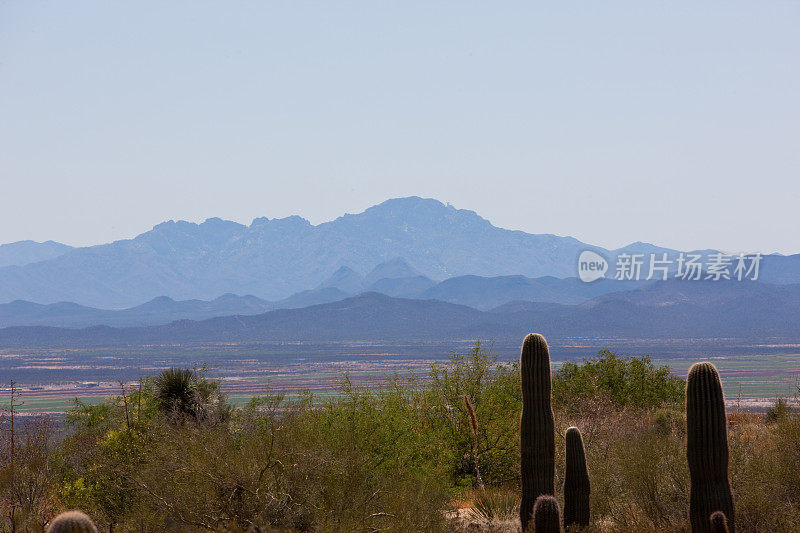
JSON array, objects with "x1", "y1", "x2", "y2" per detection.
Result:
[
  {"x1": 710, "y1": 510, "x2": 730, "y2": 533},
  {"x1": 563, "y1": 426, "x2": 590, "y2": 530},
  {"x1": 47, "y1": 510, "x2": 98, "y2": 533},
  {"x1": 533, "y1": 494, "x2": 563, "y2": 533}
]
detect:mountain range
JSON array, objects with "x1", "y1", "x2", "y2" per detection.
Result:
[
  {"x1": 0, "y1": 258, "x2": 648, "y2": 328},
  {"x1": 1, "y1": 279, "x2": 798, "y2": 347},
  {"x1": 6, "y1": 197, "x2": 796, "y2": 309},
  {"x1": 0, "y1": 240, "x2": 73, "y2": 267}
]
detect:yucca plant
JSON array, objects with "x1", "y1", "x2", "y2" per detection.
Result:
[
  {"x1": 153, "y1": 367, "x2": 200, "y2": 418},
  {"x1": 466, "y1": 487, "x2": 519, "y2": 522}
]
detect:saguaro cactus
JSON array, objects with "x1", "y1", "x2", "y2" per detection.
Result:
[
  {"x1": 520, "y1": 333, "x2": 555, "y2": 531},
  {"x1": 563, "y1": 426, "x2": 590, "y2": 530},
  {"x1": 533, "y1": 495, "x2": 563, "y2": 533},
  {"x1": 686, "y1": 362, "x2": 735, "y2": 533},
  {"x1": 47, "y1": 510, "x2": 98, "y2": 533},
  {"x1": 710, "y1": 511, "x2": 730, "y2": 533}
]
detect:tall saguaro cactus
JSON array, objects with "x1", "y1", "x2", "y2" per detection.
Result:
[
  {"x1": 686, "y1": 362, "x2": 735, "y2": 533},
  {"x1": 564, "y1": 426, "x2": 590, "y2": 530},
  {"x1": 520, "y1": 333, "x2": 555, "y2": 531}
]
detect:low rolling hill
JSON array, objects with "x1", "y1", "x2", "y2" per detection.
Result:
[{"x1": 1, "y1": 281, "x2": 798, "y2": 347}]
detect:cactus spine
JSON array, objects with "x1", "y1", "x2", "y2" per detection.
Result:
[
  {"x1": 533, "y1": 495, "x2": 563, "y2": 533},
  {"x1": 520, "y1": 333, "x2": 555, "y2": 531},
  {"x1": 563, "y1": 426, "x2": 590, "y2": 530},
  {"x1": 710, "y1": 511, "x2": 730, "y2": 533},
  {"x1": 686, "y1": 362, "x2": 735, "y2": 533},
  {"x1": 47, "y1": 510, "x2": 98, "y2": 533}
]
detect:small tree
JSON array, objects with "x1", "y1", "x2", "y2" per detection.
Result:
[
  {"x1": 553, "y1": 350, "x2": 685, "y2": 411},
  {"x1": 424, "y1": 342, "x2": 521, "y2": 486}
]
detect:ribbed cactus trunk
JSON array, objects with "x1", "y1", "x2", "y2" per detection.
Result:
[
  {"x1": 533, "y1": 495, "x2": 563, "y2": 533},
  {"x1": 563, "y1": 426, "x2": 590, "y2": 530},
  {"x1": 687, "y1": 362, "x2": 735, "y2": 533},
  {"x1": 520, "y1": 333, "x2": 555, "y2": 532}
]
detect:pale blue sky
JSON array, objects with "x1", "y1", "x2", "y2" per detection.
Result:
[{"x1": 1, "y1": 2, "x2": 798, "y2": 253}]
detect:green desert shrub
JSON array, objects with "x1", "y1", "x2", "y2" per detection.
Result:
[
  {"x1": 0, "y1": 416, "x2": 59, "y2": 531},
  {"x1": 764, "y1": 397, "x2": 792, "y2": 423},
  {"x1": 60, "y1": 378, "x2": 451, "y2": 532},
  {"x1": 586, "y1": 411, "x2": 689, "y2": 530},
  {"x1": 422, "y1": 342, "x2": 522, "y2": 486},
  {"x1": 553, "y1": 350, "x2": 685, "y2": 412}
]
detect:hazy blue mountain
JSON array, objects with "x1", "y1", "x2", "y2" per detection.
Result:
[
  {"x1": 585, "y1": 278, "x2": 800, "y2": 309},
  {"x1": 0, "y1": 300, "x2": 107, "y2": 328},
  {"x1": 3, "y1": 282, "x2": 799, "y2": 347},
  {"x1": 0, "y1": 240, "x2": 73, "y2": 267},
  {"x1": 0, "y1": 288, "x2": 368, "y2": 329},
  {"x1": 319, "y1": 266, "x2": 364, "y2": 294},
  {"x1": 271, "y1": 287, "x2": 352, "y2": 310},
  {"x1": 318, "y1": 259, "x2": 434, "y2": 296},
  {"x1": 759, "y1": 254, "x2": 800, "y2": 285},
  {"x1": 0, "y1": 197, "x2": 797, "y2": 308},
  {"x1": 0, "y1": 271, "x2": 631, "y2": 328},
  {"x1": 126, "y1": 293, "x2": 274, "y2": 321},
  {"x1": 320, "y1": 265, "x2": 648, "y2": 308},
  {"x1": 0, "y1": 294, "x2": 274, "y2": 328},
  {"x1": 0, "y1": 198, "x2": 607, "y2": 307},
  {"x1": 365, "y1": 275, "x2": 437, "y2": 297},
  {"x1": 0, "y1": 293, "x2": 486, "y2": 345},
  {"x1": 363, "y1": 258, "x2": 423, "y2": 286},
  {"x1": 416, "y1": 275, "x2": 648, "y2": 309},
  {"x1": 486, "y1": 300, "x2": 567, "y2": 314}
]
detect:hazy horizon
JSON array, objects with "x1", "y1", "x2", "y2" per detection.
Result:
[
  {"x1": 2, "y1": 2, "x2": 798, "y2": 253},
  {"x1": 0, "y1": 195, "x2": 796, "y2": 257}
]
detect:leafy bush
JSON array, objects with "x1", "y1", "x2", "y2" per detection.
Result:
[
  {"x1": 553, "y1": 350, "x2": 685, "y2": 411},
  {"x1": 0, "y1": 415, "x2": 58, "y2": 531},
  {"x1": 765, "y1": 397, "x2": 792, "y2": 423},
  {"x1": 57, "y1": 377, "x2": 452, "y2": 532},
  {"x1": 422, "y1": 342, "x2": 521, "y2": 486}
]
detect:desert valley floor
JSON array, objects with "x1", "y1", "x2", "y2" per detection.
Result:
[{"x1": 4, "y1": 338, "x2": 799, "y2": 414}]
